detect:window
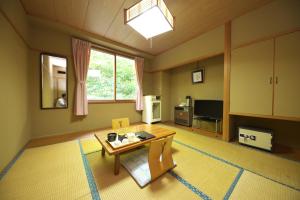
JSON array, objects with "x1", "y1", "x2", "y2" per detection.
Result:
[{"x1": 87, "y1": 48, "x2": 137, "y2": 102}]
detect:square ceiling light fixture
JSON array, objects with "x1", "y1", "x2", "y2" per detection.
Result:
[{"x1": 125, "y1": 0, "x2": 174, "y2": 39}]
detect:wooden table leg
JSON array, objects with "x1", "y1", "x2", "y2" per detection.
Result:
[
  {"x1": 101, "y1": 146, "x2": 105, "y2": 156},
  {"x1": 114, "y1": 154, "x2": 120, "y2": 175}
]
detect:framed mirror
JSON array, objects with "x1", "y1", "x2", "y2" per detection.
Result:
[{"x1": 41, "y1": 53, "x2": 68, "y2": 109}]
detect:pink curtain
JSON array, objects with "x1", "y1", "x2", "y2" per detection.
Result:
[
  {"x1": 135, "y1": 57, "x2": 144, "y2": 111},
  {"x1": 72, "y1": 38, "x2": 91, "y2": 116}
]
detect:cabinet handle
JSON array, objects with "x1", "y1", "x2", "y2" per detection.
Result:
[
  {"x1": 275, "y1": 76, "x2": 278, "y2": 84},
  {"x1": 269, "y1": 77, "x2": 273, "y2": 84}
]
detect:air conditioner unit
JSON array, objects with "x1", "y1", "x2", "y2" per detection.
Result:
[{"x1": 238, "y1": 126, "x2": 273, "y2": 151}]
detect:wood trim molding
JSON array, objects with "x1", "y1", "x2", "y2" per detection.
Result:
[
  {"x1": 232, "y1": 28, "x2": 300, "y2": 51},
  {"x1": 1, "y1": 3, "x2": 151, "y2": 60},
  {"x1": 151, "y1": 0, "x2": 273, "y2": 56},
  {"x1": 229, "y1": 112, "x2": 300, "y2": 122},
  {"x1": 222, "y1": 21, "x2": 231, "y2": 142},
  {"x1": 0, "y1": 7, "x2": 30, "y2": 48},
  {"x1": 91, "y1": 45, "x2": 135, "y2": 60},
  {"x1": 149, "y1": 51, "x2": 224, "y2": 73},
  {"x1": 82, "y1": 0, "x2": 91, "y2": 29},
  {"x1": 104, "y1": 1, "x2": 127, "y2": 37},
  {"x1": 19, "y1": 0, "x2": 273, "y2": 57},
  {"x1": 27, "y1": 13, "x2": 155, "y2": 57},
  {"x1": 162, "y1": 121, "x2": 223, "y2": 140},
  {"x1": 27, "y1": 122, "x2": 144, "y2": 148},
  {"x1": 88, "y1": 100, "x2": 136, "y2": 104},
  {"x1": 19, "y1": 0, "x2": 28, "y2": 15},
  {"x1": 155, "y1": 23, "x2": 226, "y2": 56},
  {"x1": 143, "y1": 69, "x2": 153, "y2": 73},
  {"x1": 30, "y1": 47, "x2": 72, "y2": 56},
  {"x1": 154, "y1": 0, "x2": 271, "y2": 56},
  {"x1": 114, "y1": 55, "x2": 117, "y2": 100}
]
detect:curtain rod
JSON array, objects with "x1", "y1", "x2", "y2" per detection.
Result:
[
  {"x1": 72, "y1": 36, "x2": 143, "y2": 59},
  {"x1": 91, "y1": 43, "x2": 136, "y2": 59}
]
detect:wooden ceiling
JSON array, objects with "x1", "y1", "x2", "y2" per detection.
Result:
[{"x1": 20, "y1": 0, "x2": 272, "y2": 55}]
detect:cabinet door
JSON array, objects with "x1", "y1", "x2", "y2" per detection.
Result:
[
  {"x1": 274, "y1": 32, "x2": 300, "y2": 118},
  {"x1": 230, "y1": 39, "x2": 274, "y2": 115}
]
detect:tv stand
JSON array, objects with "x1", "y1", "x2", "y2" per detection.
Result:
[{"x1": 193, "y1": 116, "x2": 222, "y2": 133}]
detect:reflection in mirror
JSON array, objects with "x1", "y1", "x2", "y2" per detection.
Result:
[{"x1": 41, "y1": 53, "x2": 67, "y2": 109}]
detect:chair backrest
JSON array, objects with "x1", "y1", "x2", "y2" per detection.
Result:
[
  {"x1": 148, "y1": 135, "x2": 175, "y2": 180},
  {"x1": 112, "y1": 118, "x2": 130, "y2": 130}
]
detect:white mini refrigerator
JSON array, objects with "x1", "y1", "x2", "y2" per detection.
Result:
[{"x1": 142, "y1": 95, "x2": 161, "y2": 124}]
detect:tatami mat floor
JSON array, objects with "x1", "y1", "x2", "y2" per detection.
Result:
[{"x1": 0, "y1": 124, "x2": 299, "y2": 200}]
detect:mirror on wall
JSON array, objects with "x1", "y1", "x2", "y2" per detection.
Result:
[{"x1": 41, "y1": 53, "x2": 68, "y2": 109}]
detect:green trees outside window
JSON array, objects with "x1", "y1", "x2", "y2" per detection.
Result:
[
  {"x1": 116, "y1": 56, "x2": 136, "y2": 100},
  {"x1": 87, "y1": 49, "x2": 137, "y2": 101}
]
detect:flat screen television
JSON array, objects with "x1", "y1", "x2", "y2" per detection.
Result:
[{"x1": 194, "y1": 100, "x2": 223, "y2": 120}]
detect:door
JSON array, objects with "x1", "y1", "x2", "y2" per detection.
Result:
[
  {"x1": 274, "y1": 31, "x2": 300, "y2": 118},
  {"x1": 152, "y1": 102, "x2": 161, "y2": 121},
  {"x1": 230, "y1": 39, "x2": 274, "y2": 115}
]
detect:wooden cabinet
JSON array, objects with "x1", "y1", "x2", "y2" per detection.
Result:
[
  {"x1": 230, "y1": 39, "x2": 274, "y2": 115},
  {"x1": 274, "y1": 32, "x2": 300, "y2": 118},
  {"x1": 230, "y1": 31, "x2": 300, "y2": 119}
]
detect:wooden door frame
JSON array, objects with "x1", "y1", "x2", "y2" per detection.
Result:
[{"x1": 223, "y1": 22, "x2": 231, "y2": 141}]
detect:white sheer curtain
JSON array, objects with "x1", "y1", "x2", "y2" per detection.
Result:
[
  {"x1": 72, "y1": 38, "x2": 91, "y2": 116},
  {"x1": 135, "y1": 57, "x2": 144, "y2": 111}
]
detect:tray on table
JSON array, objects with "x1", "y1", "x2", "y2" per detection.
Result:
[{"x1": 106, "y1": 131, "x2": 155, "y2": 149}]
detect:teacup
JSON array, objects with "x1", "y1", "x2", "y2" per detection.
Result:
[
  {"x1": 113, "y1": 140, "x2": 121, "y2": 147},
  {"x1": 126, "y1": 133, "x2": 136, "y2": 142},
  {"x1": 107, "y1": 132, "x2": 117, "y2": 142},
  {"x1": 122, "y1": 138, "x2": 129, "y2": 144}
]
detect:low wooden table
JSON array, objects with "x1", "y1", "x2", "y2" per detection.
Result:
[{"x1": 94, "y1": 124, "x2": 176, "y2": 175}]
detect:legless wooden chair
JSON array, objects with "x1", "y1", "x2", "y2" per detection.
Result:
[
  {"x1": 120, "y1": 135, "x2": 176, "y2": 187},
  {"x1": 112, "y1": 118, "x2": 130, "y2": 129},
  {"x1": 148, "y1": 135, "x2": 175, "y2": 181}
]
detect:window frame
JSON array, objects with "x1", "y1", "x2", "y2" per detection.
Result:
[{"x1": 87, "y1": 46, "x2": 136, "y2": 104}]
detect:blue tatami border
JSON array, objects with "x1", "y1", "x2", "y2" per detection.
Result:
[
  {"x1": 169, "y1": 170, "x2": 212, "y2": 200},
  {"x1": 223, "y1": 169, "x2": 244, "y2": 200},
  {"x1": 78, "y1": 140, "x2": 101, "y2": 200},
  {"x1": 0, "y1": 146, "x2": 26, "y2": 181},
  {"x1": 173, "y1": 139, "x2": 300, "y2": 195},
  {"x1": 174, "y1": 140, "x2": 244, "y2": 199}
]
